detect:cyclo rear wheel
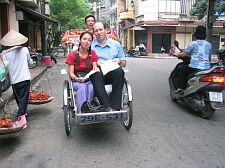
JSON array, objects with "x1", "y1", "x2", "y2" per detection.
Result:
[
  {"x1": 122, "y1": 80, "x2": 133, "y2": 130},
  {"x1": 63, "y1": 80, "x2": 71, "y2": 136}
]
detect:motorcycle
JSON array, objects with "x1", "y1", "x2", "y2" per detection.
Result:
[
  {"x1": 216, "y1": 49, "x2": 225, "y2": 66},
  {"x1": 169, "y1": 41, "x2": 225, "y2": 119},
  {"x1": 139, "y1": 47, "x2": 147, "y2": 56},
  {"x1": 29, "y1": 49, "x2": 42, "y2": 69},
  {"x1": 127, "y1": 47, "x2": 140, "y2": 57},
  {"x1": 29, "y1": 52, "x2": 38, "y2": 69}
]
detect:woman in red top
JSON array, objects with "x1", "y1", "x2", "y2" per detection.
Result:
[{"x1": 65, "y1": 31, "x2": 99, "y2": 113}]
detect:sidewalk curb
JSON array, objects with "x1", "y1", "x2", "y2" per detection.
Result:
[
  {"x1": 140, "y1": 54, "x2": 176, "y2": 59},
  {"x1": 0, "y1": 67, "x2": 48, "y2": 109}
]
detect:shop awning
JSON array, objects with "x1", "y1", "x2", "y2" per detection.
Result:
[
  {"x1": 130, "y1": 26, "x2": 145, "y2": 30},
  {"x1": 16, "y1": 4, "x2": 58, "y2": 23}
]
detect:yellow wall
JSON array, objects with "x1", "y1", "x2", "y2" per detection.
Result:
[
  {"x1": 176, "y1": 33, "x2": 192, "y2": 51},
  {"x1": 37, "y1": 31, "x2": 41, "y2": 49},
  {"x1": 128, "y1": 29, "x2": 134, "y2": 49}
]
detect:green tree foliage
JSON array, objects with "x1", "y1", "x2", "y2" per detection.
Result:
[
  {"x1": 50, "y1": 0, "x2": 91, "y2": 31},
  {"x1": 190, "y1": 0, "x2": 207, "y2": 19},
  {"x1": 217, "y1": 0, "x2": 225, "y2": 14},
  {"x1": 190, "y1": 0, "x2": 225, "y2": 20}
]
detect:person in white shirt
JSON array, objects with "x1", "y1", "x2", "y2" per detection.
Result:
[
  {"x1": 0, "y1": 29, "x2": 33, "y2": 129},
  {"x1": 221, "y1": 44, "x2": 225, "y2": 50},
  {"x1": 139, "y1": 43, "x2": 146, "y2": 50}
]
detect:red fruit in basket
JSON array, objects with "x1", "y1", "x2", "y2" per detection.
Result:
[
  {"x1": 0, "y1": 118, "x2": 13, "y2": 128},
  {"x1": 1, "y1": 119, "x2": 6, "y2": 127},
  {"x1": 5, "y1": 119, "x2": 13, "y2": 127},
  {"x1": 29, "y1": 91, "x2": 49, "y2": 100}
]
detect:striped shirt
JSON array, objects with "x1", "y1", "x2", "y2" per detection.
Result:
[{"x1": 186, "y1": 40, "x2": 212, "y2": 70}]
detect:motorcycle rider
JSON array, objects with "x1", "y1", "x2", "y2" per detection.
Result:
[
  {"x1": 139, "y1": 42, "x2": 147, "y2": 55},
  {"x1": 171, "y1": 26, "x2": 212, "y2": 93},
  {"x1": 139, "y1": 43, "x2": 145, "y2": 51}
]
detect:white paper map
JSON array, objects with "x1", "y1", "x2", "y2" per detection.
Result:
[
  {"x1": 61, "y1": 69, "x2": 68, "y2": 75},
  {"x1": 98, "y1": 60, "x2": 120, "y2": 75},
  {"x1": 83, "y1": 69, "x2": 99, "y2": 79}
]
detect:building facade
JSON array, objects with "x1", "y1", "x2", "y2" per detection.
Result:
[
  {"x1": 119, "y1": 0, "x2": 225, "y2": 54},
  {"x1": 0, "y1": 0, "x2": 57, "y2": 54}
]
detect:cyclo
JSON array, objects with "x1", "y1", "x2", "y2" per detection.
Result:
[{"x1": 62, "y1": 68, "x2": 133, "y2": 136}]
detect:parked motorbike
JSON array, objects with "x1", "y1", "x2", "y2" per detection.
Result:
[
  {"x1": 169, "y1": 41, "x2": 225, "y2": 119},
  {"x1": 139, "y1": 47, "x2": 147, "y2": 56},
  {"x1": 29, "y1": 49, "x2": 42, "y2": 69},
  {"x1": 216, "y1": 49, "x2": 225, "y2": 66},
  {"x1": 127, "y1": 47, "x2": 140, "y2": 57},
  {"x1": 29, "y1": 52, "x2": 38, "y2": 69}
]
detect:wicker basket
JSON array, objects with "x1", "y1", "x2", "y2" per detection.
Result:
[
  {"x1": 0, "y1": 126, "x2": 23, "y2": 135},
  {"x1": 28, "y1": 96, "x2": 54, "y2": 105}
]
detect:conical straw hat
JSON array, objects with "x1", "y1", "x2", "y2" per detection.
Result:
[{"x1": 0, "y1": 29, "x2": 28, "y2": 46}]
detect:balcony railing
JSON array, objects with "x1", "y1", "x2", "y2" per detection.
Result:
[{"x1": 119, "y1": 10, "x2": 134, "y2": 20}]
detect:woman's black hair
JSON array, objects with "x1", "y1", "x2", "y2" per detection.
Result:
[
  {"x1": 194, "y1": 26, "x2": 206, "y2": 40},
  {"x1": 78, "y1": 31, "x2": 93, "y2": 53}
]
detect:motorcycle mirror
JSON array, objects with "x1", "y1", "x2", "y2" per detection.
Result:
[{"x1": 174, "y1": 40, "x2": 179, "y2": 48}]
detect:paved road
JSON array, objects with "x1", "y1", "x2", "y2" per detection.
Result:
[{"x1": 0, "y1": 57, "x2": 224, "y2": 168}]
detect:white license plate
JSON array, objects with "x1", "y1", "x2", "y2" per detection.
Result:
[
  {"x1": 76, "y1": 110, "x2": 127, "y2": 124},
  {"x1": 209, "y1": 92, "x2": 223, "y2": 102}
]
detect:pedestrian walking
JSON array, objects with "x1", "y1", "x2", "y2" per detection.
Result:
[{"x1": 0, "y1": 29, "x2": 33, "y2": 129}]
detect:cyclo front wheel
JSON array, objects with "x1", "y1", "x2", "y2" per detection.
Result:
[
  {"x1": 122, "y1": 80, "x2": 133, "y2": 130},
  {"x1": 63, "y1": 80, "x2": 71, "y2": 136}
]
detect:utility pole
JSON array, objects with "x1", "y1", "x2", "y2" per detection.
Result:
[{"x1": 206, "y1": 0, "x2": 216, "y2": 43}]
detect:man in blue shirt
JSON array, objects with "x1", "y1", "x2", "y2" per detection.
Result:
[
  {"x1": 172, "y1": 26, "x2": 212, "y2": 92},
  {"x1": 90, "y1": 22, "x2": 126, "y2": 111}
]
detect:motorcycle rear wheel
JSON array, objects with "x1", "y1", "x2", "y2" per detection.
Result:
[
  {"x1": 170, "y1": 92, "x2": 178, "y2": 102},
  {"x1": 198, "y1": 102, "x2": 215, "y2": 119}
]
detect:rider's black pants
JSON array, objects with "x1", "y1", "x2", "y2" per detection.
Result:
[
  {"x1": 171, "y1": 62, "x2": 185, "y2": 89},
  {"x1": 89, "y1": 67, "x2": 125, "y2": 110},
  {"x1": 178, "y1": 65, "x2": 198, "y2": 89}
]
